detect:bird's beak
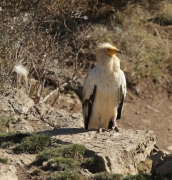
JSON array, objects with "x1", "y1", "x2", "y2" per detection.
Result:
[
  {"x1": 106, "y1": 46, "x2": 122, "y2": 57},
  {"x1": 118, "y1": 50, "x2": 122, "y2": 55}
]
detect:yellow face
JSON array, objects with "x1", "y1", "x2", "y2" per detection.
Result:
[{"x1": 105, "y1": 46, "x2": 122, "y2": 57}]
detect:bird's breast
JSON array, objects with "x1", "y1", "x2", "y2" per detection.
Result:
[{"x1": 98, "y1": 71, "x2": 120, "y2": 90}]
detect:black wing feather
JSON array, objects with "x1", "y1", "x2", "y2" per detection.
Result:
[
  {"x1": 108, "y1": 85, "x2": 125, "y2": 129},
  {"x1": 116, "y1": 95, "x2": 124, "y2": 120},
  {"x1": 83, "y1": 85, "x2": 97, "y2": 129}
]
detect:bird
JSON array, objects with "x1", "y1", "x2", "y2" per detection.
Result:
[{"x1": 82, "y1": 42, "x2": 126, "y2": 132}]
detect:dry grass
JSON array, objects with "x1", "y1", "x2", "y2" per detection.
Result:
[
  {"x1": 0, "y1": 0, "x2": 172, "y2": 95},
  {"x1": 114, "y1": 3, "x2": 172, "y2": 88}
]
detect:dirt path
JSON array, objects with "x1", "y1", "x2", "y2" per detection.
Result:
[{"x1": 119, "y1": 91, "x2": 172, "y2": 152}]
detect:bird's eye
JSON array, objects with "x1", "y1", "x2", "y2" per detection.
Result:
[{"x1": 107, "y1": 48, "x2": 110, "y2": 51}]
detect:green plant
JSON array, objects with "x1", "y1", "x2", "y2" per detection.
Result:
[
  {"x1": 81, "y1": 157, "x2": 94, "y2": 168},
  {"x1": 36, "y1": 148, "x2": 60, "y2": 165},
  {"x1": 14, "y1": 133, "x2": 51, "y2": 153},
  {"x1": 61, "y1": 144, "x2": 86, "y2": 160},
  {"x1": 123, "y1": 173, "x2": 152, "y2": 180},
  {"x1": 94, "y1": 172, "x2": 123, "y2": 180},
  {"x1": 36, "y1": 144, "x2": 86, "y2": 165},
  {"x1": 50, "y1": 171, "x2": 83, "y2": 180},
  {"x1": 31, "y1": 168, "x2": 43, "y2": 176},
  {"x1": 0, "y1": 132, "x2": 28, "y2": 148},
  {"x1": 0, "y1": 115, "x2": 16, "y2": 132},
  {"x1": 48, "y1": 157, "x2": 78, "y2": 171},
  {"x1": 0, "y1": 157, "x2": 8, "y2": 164},
  {"x1": 81, "y1": 157, "x2": 102, "y2": 173}
]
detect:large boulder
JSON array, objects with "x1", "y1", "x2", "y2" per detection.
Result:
[
  {"x1": 44, "y1": 128, "x2": 156, "y2": 175},
  {"x1": 0, "y1": 89, "x2": 34, "y2": 115},
  {"x1": 0, "y1": 149, "x2": 36, "y2": 167},
  {"x1": 0, "y1": 89, "x2": 83, "y2": 132},
  {"x1": 31, "y1": 103, "x2": 84, "y2": 128}
]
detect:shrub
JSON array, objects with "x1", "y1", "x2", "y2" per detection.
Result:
[
  {"x1": 50, "y1": 171, "x2": 83, "y2": 180},
  {"x1": 123, "y1": 173, "x2": 152, "y2": 180},
  {"x1": 0, "y1": 115, "x2": 16, "y2": 132},
  {"x1": 36, "y1": 144, "x2": 86, "y2": 165},
  {"x1": 0, "y1": 132, "x2": 28, "y2": 148},
  {"x1": 0, "y1": 157, "x2": 8, "y2": 164},
  {"x1": 61, "y1": 144, "x2": 86, "y2": 160},
  {"x1": 48, "y1": 157, "x2": 78, "y2": 171},
  {"x1": 14, "y1": 133, "x2": 51, "y2": 153},
  {"x1": 94, "y1": 172, "x2": 123, "y2": 180},
  {"x1": 81, "y1": 157, "x2": 103, "y2": 173},
  {"x1": 31, "y1": 168, "x2": 43, "y2": 176}
]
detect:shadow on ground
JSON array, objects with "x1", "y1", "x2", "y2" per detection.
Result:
[{"x1": 37, "y1": 128, "x2": 93, "y2": 136}]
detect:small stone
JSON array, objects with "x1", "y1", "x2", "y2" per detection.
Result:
[
  {"x1": 42, "y1": 161, "x2": 48, "y2": 168},
  {"x1": 72, "y1": 113, "x2": 80, "y2": 118}
]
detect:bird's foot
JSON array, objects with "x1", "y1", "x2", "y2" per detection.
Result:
[
  {"x1": 112, "y1": 125, "x2": 120, "y2": 132},
  {"x1": 97, "y1": 128, "x2": 107, "y2": 133}
]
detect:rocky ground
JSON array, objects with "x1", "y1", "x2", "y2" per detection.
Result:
[{"x1": 0, "y1": 89, "x2": 172, "y2": 180}]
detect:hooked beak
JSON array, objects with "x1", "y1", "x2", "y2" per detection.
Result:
[
  {"x1": 106, "y1": 47, "x2": 122, "y2": 57},
  {"x1": 118, "y1": 50, "x2": 122, "y2": 55}
]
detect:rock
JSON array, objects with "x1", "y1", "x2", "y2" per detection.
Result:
[
  {"x1": 33, "y1": 103, "x2": 84, "y2": 128},
  {"x1": 9, "y1": 118, "x2": 34, "y2": 133},
  {"x1": 0, "y1": 149, "x2": 36, "y2": 167},
  {"x1": 0, "y1": 89, "x2": 34, "y2": 115},
  {"x1": 33, "y1": 103, "x2": 52, "y2": 116},
  {"x1": 44, "y1": 128, "x2": 156, "y2": 175},
  {"x1": 151, "y1": 150, "x2": 172, "y2": 176},
  {"x1": 54, "y1": 92, "x2": 82, "y2": 113},
  {"x1": 72, "y1": 113, "x2": 81, "y2": 119},
  {"x1": 0, "y1": 163, "x2": 18, "y2": 180},
  {"x1": 80, "y1": 169, "x2": 93, "y2": 179}
]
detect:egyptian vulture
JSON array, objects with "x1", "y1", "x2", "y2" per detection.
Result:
[{"x1": 82, "y1": 43, "x2": 126, "y2": 132}]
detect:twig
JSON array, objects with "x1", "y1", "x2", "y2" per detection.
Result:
[
  {"x1": 63, "y1": 19, "x2": 73, "y2": 33},
  {"x1": 43, "y1": 87, "x2": 59, "y2": 103},
  {"x1": 72, "y1": 41, "x2": 85, "y2": 79},
  {"x1": 30, "y1": 54, "x2": 40, "y2": 78}
]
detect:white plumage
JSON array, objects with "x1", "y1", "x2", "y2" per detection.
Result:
[
  {"x1": 14, "y1": 64, "x2": 28, "y2": 77},
  {"x1": 82, "y1": 43, "x2": 126, "y2": 131},
  {"x1": 14, "y1": 64, "x2": 28, "y2": 92}
]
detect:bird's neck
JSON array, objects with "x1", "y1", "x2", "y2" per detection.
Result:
[
  {"x1": 97, "y1": 55, "x2": 120, "y2": 73},
  {"x1": 112, "y1": 56, "x2": 120, "y2": 72}
]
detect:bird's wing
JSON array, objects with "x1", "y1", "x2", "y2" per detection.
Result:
[
  {"x1": 116, "y1": 69, "x2": 126, "y2": 120},
  {"x1": 82, "y1": 68, "x2": 99, "y2": 129},
  {"x1": 108, "y1": 69, "x2": 126, "y2": 129}
]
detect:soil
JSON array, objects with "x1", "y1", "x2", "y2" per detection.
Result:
[{"x1": 119, "y1": 90, "x2": 172, "y2": 152}]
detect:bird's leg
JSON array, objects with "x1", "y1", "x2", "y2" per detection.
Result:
[
  {"x1": 98, "y1": 117, "x2": 103, "y2": 132},
  {"x1": 98, "y1": 117, "x2": 106, "y2": 132},
  {"x1": 112, "y1": 118, "x2": 120, "y2": 132}
]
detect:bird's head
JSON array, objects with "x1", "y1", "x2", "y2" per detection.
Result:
[{"x1": 96, "y1": 43, "x2": 122, "y2": 59}]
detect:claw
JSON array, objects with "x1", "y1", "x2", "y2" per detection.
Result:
[
  {"x1": 98, "y1": 128, "x2": 102, "y2": 133},
  {"x1": 97, "y1": 128, "x2": 106, "y2": 133},
  {"x1": 112, "y1": 126, "x2": 120, "y2": 132},
  {"x1": 112, "y1": 120, "x2": 120, "y2": 132}
]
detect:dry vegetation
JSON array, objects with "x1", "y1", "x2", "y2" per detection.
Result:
[
  {"x1": 0, "y1": 1, "x2": 172, "y2": 178},
  {"x1": 1, "y1": 0, "x2": 172, "y2": 99}
]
